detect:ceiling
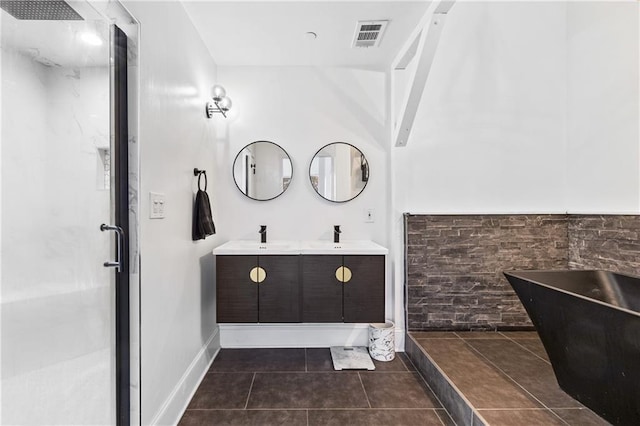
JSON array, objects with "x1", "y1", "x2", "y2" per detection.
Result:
[
  {"x1": 0, "y1": 11, "x2": 110, "y2": 68},
  {"x1": 182, "y1": 1, "x2": 432, "y2": 69}
]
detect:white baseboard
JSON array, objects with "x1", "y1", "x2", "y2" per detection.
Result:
[
  {"x1": 395, "y1": 328, "x2": 405, "y2": 351},
  {"x1": 151, "y1": 328, "x2": 220, "y2": 426},
  {"x1": 220, "y1": 324, "x2": 406, "y2": 351}
]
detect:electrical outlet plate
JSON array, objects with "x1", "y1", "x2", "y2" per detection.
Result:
[
  {"x1": 149, "y1": 192, "x2": 165, "y2": 219},
  {"x1": 365, "y1": 208, "x2": 375, "y2": 223}
]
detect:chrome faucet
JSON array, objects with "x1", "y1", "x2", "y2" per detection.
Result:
[
  {"x1": 259, "y1": 225, "x2": 267, "y2": 243},
  {"x1": 334, "y1": 225, "x2": 341, "y2": 243}
]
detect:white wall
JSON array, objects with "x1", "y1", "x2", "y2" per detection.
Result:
[
  {"x1": 393, "y1": 1, "x2": 640, "y2": 215},
  {"x1": 121, "y1": 1, "x2": 221, "y2": 424},
  {"x1": 566, "y1": 1, "x2": 639, "y2": 213},
  {"x1": 215, "y1": 66, "x2": 389, "y2": 244},
  {"x1": 394, "y1": 1, "x2": 569, "y2": 215}
]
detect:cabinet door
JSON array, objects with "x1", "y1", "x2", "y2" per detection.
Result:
[
  {"x1": 258, "y1": 255, "x2": 301, "y2": 323},
  {"x1": 302, "y1": 255, "x2": 343, "y2": 322},
  {"x1": 343, "y1": 255, "x2": 385, "y2": 323},
  {"x1": 216, "y1": 255, "x2": 258, "y2": 323}
]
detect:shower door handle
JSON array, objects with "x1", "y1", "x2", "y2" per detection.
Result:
[{"x1": 100, "y1": 224, "x2": 124, "y2": 272}]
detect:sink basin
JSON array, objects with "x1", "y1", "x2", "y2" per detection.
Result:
[
  {"x1": 213, "y1": 240, "x2": 388, "y2": 255},
  {"x1": 300, "y1": 240, "x2": 388, "y2": 255},
  {"x1": 213, "y1": 240, "x2": 299, "y2": 255}
]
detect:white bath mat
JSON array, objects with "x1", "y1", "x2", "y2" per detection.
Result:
[{"x1": 330, "y1": 346, "x2": 376, "y2": 370}]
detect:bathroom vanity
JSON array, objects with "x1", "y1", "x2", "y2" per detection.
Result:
[{"x1": 213, "y1": 240, "x2": 387, "y2": 324}]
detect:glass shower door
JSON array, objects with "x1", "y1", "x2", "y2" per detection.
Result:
[{"x1": 1, "y1": 10, "x2": 116, "y2": 425}]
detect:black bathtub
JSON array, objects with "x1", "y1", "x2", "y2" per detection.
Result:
[{"x1": 504, "y1": 270, "x2": 640, "y2": 426}]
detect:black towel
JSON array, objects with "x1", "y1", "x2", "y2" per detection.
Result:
[{"x1": 192, "y1": 189, "x2": 216, "y2": 240}]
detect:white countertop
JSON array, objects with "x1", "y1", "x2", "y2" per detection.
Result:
[
  {"x1": 299, "y1": 240, "x2": 388, "y2": 255},
  {"x1": 213, "y1": 240, "x2": 388, "y2": 255},
  {"x1": 212, "y1": 240, "x2": 299, "y2": 255}
]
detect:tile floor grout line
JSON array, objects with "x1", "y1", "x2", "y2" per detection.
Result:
[
  {"x1": 476, "y1": 407, "x2": 579, "y2": 411},
  {"x1": 409, "y1": 335, "x2": 481, "y2": 418},
  {"x1": 462, "y1": 341, "x2": 572, "y2": 426},
  {"x1": 463, "y1": 340, "x2": 550, "y2": 407},
  {"x1": 401, "y1": 346, "x2": 449, "y2": 414},
  {"x1": 243, "y1": 372, "x2": 257, "y2": 410},
  {"x1": 396, "y1": 354, "x2": 411, "y2": 372},
  {"x1": 304, "y1": 348, "x2": 308, "y2": 372},
  {"x1": 357, "y1": 372, "x2": 372, "y2": 409},
  {"x1": 186, "y1": 407, "x2": 446, "y2": 411},
  {"x1": 452, "y1": 331, "x2": 482, "y2": 340},
  {"x1": 476, "y1": 407, "x2": 595, "y2": 414},
  {"x1": 245, "y1": 370, "x2": 365, "y2": 374},
  {"x1": 187, "y1": 408, "x2": 309, "y2": 411},
  {"x1": 215, "y1": 370, "x2": 331, "y2": 374},
  {"x1": 466, "y1": 336, "x2": 574, "y2": 426},
  {"x1": 499, "y1": 333, "x2": 552, "y2": 366},
  {"x1": 306, "y1": 409, "x2": 309, "y2": 426},
  {"x1": 434, "y1": 407, "x2": 455, "y2": 426},
  {"x1": 547, "y1": 408, "x2": 573, "y2": 425},
  {"x1": 477, "y1": 407, "x2": 571, "y2": 425}
]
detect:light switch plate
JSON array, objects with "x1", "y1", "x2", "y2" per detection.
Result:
[{"x1": 149, "y1": 192, "x2": 165, "y2": 219}]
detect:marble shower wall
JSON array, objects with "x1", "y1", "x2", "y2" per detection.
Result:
[
  {"x1": 1, "y1": 42, "x2": 113, "y2": 424},
  {"x1": 406, "y1": 214, "x2": 640, "y2": 331},
  {"x1": 2, "y1": 52, "x2": 110, "y2": 302}
]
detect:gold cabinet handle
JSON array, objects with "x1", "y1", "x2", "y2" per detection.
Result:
[
  {"x1": 249, "y1": 266, "x2": 266, "y2": 283},
  {"x1": 343, "y1": 266, "x2": 352, "y2": 283},
  {"x1": 335, "y1": 266, "x2": 352, "y2": 283}
]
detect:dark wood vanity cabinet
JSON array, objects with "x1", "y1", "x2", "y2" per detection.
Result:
[
  {"x1": 217, "y1": 255, "x2": 257, "y2": 323},
  {"x1": 217, "y1": 254, "x2": 384, "y2": 323},
  {"x1": 258, "y1": 255, "x2": 301, "y2": 322},
  {"x1": 302, "y1": 255, "x2": 385, "y2": 323},
  {"x1": 342, "y1": 255, "x2": 385, "y2": 323},
  {"x1": 301, "y1": 256, "x2": 343, "y2": 322},
  {"x1": 216, "y1": 255, "x2": 301, "y2": 323}
]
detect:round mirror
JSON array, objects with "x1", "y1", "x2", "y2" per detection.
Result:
[
  {"x1": 233, "y1": 141, "x2": 293, "y2": 201},
  {"x1": 309, "y1": 142, "x2": 369, "y2": 203}
]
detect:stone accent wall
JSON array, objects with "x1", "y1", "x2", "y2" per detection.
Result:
[
  {"x1": 568, "y1": 215, "x2": 640, "y2": 276},
  {"x1": 406, "y1": 215, "x2": 568, "y2": 331}
]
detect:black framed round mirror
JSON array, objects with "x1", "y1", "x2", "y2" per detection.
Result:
[
  {"x1": 232, "y1": 141, "x2": 293, "y2": 201},
  {"x1": 309, "y1": 142, "x2": 369, "y2": 203}
]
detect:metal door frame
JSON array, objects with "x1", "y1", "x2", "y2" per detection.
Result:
[{"x1": 113, "y1": 24, "x2": 130, "y2": 426}]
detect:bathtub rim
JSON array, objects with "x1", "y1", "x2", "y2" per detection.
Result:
[{"x1": 504, "y1": 269, "x2": 640, "y2": 319}]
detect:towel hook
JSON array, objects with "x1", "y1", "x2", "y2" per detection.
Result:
[{"x1": 194, "y1": 168, "x2": 207, "y2": 191}]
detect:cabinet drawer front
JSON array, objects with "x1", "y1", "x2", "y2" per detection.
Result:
[
  {"x1": 343, "y1": 255, "x2": 385, "y2": 323},
  {"x1": 258, "y1": 255, "x2": 301, "y2": 323},
  {"x1": 302, "y1": 255, "x2": 343, "y2": 322},
  {"x1": 216, "y1": 255, "x2": 258, "y2": 323}
]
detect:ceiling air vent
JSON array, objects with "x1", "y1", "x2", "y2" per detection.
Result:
[{"x1": 352, "y1": 20, "x2": 388, "y2": 48}]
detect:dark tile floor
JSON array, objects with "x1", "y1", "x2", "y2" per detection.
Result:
[
  {"x1": 179, "y1": 348, "x2": 453, "y2": 426},
  {"x1": 409, "y1": 331, "x2": 611, "y2": 426}
]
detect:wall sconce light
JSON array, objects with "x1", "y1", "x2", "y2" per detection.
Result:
[{"x1": 206, "y1": 84, "x2": 232, "y2": 118}]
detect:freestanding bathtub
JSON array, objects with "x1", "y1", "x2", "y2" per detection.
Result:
[{"x1": 504, "y1": 270, "x2": 640, "y2": 426}]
